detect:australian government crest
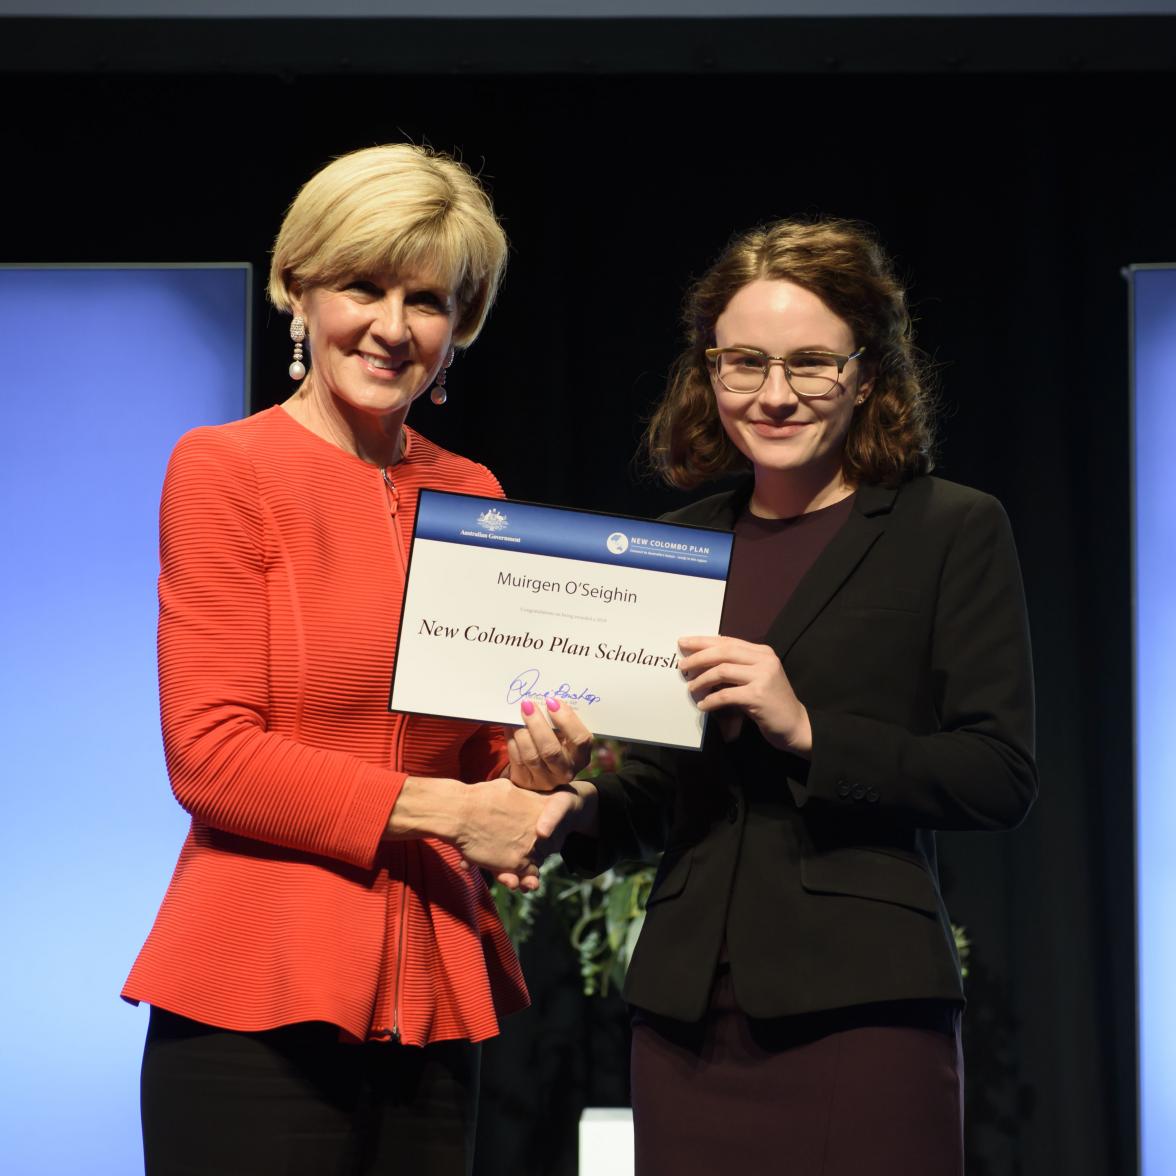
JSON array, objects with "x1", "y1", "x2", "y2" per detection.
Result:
[{"x1": 476, "y1": 507, "x2": 509, "y2": 533}]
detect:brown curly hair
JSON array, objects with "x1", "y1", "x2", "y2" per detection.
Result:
[{"x1": 646, "y1": 218, "x2": 936, "y2": 489}]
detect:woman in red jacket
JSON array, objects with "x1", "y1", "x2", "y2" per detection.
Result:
[{"x1": 123, "y1": 143, "x2": 588, "y2": 1176}]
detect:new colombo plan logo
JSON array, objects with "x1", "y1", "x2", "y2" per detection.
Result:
[
  {"x1": 606, "y1": 531, "x2": 629, "y2": 554},
  {"x1": 477, "y1": 507, "x2": 509, "y2": 532}
]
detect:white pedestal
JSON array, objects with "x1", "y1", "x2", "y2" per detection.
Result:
[{"x1": 578, "y1": 1107, "x2": 635, "y2": 1176}]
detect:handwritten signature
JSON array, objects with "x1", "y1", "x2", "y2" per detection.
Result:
[{"x1": 506, "y1": 668, "x2": 601, "y2": 707}]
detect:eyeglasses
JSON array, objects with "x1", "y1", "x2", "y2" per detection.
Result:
[{"x1": 705, "y1": 345, "x2": 866, "y2": 397}]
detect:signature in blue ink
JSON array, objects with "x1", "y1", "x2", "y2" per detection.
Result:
[{"x1": 506, "y1": 668, "x2": 601, "y2": 707}]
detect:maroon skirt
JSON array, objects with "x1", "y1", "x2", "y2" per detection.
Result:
[{"x1": 631, "y1": 968, "x2": 963, "y2": 1176}]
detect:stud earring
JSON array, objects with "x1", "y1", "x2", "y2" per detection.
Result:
[
  {"x1": 855, "y1": 396, "x2": 865, "y2": 405},
  {"x1": 289, "y1": 316, "x2": 307, "y2": 381},
  {"x1": 430, "y1": 349, "x2": 455, "y2": 405}
]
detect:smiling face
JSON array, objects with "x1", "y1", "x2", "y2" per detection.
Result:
[
  {"x1": 711, "y1": 278, "x2": 870, "y2": 507},
  {"x1": 293, "y1": 270, "x2": 456, "y2": 430}
]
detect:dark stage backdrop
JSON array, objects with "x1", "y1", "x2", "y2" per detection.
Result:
[{"x1": 5, "y1": 21, "x2": 1169, "y2": 1173}]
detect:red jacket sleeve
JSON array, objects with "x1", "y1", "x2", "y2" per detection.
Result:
[{"x1": 156, "y1": 428, "x2": 403, "y2": 869}]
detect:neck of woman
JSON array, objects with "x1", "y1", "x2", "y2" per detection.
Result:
[
  {"x1": 283, "y1": 377, "x2": 406, "y2": 468},
  {"x1": 748, "y1": 462, "x2": 854, "y2": 520}
]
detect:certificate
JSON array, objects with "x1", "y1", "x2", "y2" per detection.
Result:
[{"x1": 389, "y1": 490, "x2": 733, "y2": 749}]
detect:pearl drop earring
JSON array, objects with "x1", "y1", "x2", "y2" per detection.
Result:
[
  {"x1": 430, "y1": 350, "x2": 455, "y2": 405},
  {"x1": 289, "y1": 316, "x2": 307, "y2": 381}
]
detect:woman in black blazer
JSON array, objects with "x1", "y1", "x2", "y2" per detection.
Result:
[{"x1": 545, "y1": 218, "x2": 1036, "y2": 1175}]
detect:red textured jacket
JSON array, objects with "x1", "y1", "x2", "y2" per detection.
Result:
[{"x1": 122, "y1": 406, "x2": 527, "y2": 1045}]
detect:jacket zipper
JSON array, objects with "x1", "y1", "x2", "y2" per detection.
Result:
[
  {"x1": 383, "y1": 466, "x2": 410, "y2": 1043},
  {"x1": 390, "y1": 717, "x2": 410, "y2": 1042}
]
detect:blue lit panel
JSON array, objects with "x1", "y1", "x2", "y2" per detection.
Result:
[
  {"x1": 0, "y1": 266, "x2": 250, "y2": 1176},
  {"x1": 1132, "y1": 264, "x2": 1176, "y2": 1176}
]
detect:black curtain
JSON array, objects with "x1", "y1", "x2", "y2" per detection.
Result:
[{"x1": 7, "y1": 23, "x2": 1166, "y2": 1172}]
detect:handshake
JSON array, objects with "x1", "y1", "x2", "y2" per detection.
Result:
[
  {"x1": 470, "y1": 696, "x2": 599, "y2": 891},
  {"x1": 386, "y1": 697, "x2": 599, "y2": 891}
]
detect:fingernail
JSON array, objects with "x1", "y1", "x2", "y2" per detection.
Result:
[
  {"x1": 521, "y1": 700, "x2": 535, "y2": 716},
  {"x1": 546, "y1": 697, "x2": 560, "y2": 712}
]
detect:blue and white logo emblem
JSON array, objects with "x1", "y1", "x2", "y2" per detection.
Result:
[
  {"x1": 606, "y1": 531, "x2": 629, "y2": 554},
  {"x1": 477, "y1": 508, "x2": 509, "y2": 532}
]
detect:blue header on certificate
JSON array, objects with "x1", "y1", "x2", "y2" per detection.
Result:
[{"x1": 415, "y1": 490, "x2": 733, "y2": 580}]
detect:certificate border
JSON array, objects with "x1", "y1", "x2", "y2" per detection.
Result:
[{"x1": 387, "y1": 488, "x2": 735, "y2": 752}]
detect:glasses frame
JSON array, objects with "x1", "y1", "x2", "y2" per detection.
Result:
[{"x1": 705, "y1": 344, "x2": 867, "y2": 397}]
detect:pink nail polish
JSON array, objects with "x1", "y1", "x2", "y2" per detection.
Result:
[
  {"x1": 546, "y1": 697, "x2": 561, "y2": 712},
  {"x1": 521, "y1": 700, "x2": 535, "y2": 716}
]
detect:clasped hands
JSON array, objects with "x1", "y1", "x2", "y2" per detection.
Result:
[
  {"x1": 462, "y1": 697, "x2": 595, "y2": 892},
  {"x1": 465, "y1": 636, "x2": 810, "y2": 892}
]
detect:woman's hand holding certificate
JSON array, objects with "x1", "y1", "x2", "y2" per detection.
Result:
[
  {"x1": 678, "y1": 634, "x2": 814, "y2": 756},
  {"x1": 506, "y1": 696, "x2": 593, "y2": 792}
]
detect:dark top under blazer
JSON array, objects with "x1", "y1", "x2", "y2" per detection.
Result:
[{"x1": 562, "y1": 475, "x2": 1037, "y2": 1023}]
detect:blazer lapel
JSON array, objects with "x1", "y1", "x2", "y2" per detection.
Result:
[
  {"x1": 763, "y1": 483, "x2": 900, "y2": 661},
  {"x1": 665, "y1": 478, "x2": 751, "y2": 532}
]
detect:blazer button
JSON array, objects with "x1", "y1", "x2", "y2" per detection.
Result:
[
  {"x1": 866, "y1": 788, "x2": 880, "y2": 803},
  {"x1": 851, "y1": 785, "x2": 866, "y2": 801},
  {"x1": 727, "y1": 798, "x2": 739, "y2": 823},
  {"x1": 837, "y1": 780, "x2": 852, "y2": 798}
]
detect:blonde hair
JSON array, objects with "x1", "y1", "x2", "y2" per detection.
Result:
[
  {"x1": 647, "y1": 218, "x2": 936, "y2": 489},
  {"x1": 268, "y1": 143, "x2": 508, "y2": 347}
]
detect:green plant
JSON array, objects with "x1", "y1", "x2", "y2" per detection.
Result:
[
  {"x1": 492, "y1": 739, "x2": 654, "y2": 996},
  {"x1": 954, "y1": 922, "x2": 971, "y2": 979}
]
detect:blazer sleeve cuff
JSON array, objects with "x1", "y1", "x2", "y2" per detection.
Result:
[
  {"x1": 794, "y1": 708, "x2": 901, "y2": 811},
  {"x1": 332, "y1": 763, "x2": 407, "y2": 869},
  {"x1": 560, "y1": 773, "x2": 627, "y2": 878}
]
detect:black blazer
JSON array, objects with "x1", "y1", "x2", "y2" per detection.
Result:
[{"x1": 562, "y1": 475, "x2": 1036, "y2": 1022}]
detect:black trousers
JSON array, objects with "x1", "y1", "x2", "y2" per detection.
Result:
[{"x1": 141, "y1": 1006, "x2": 480, "y2": 1176}]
